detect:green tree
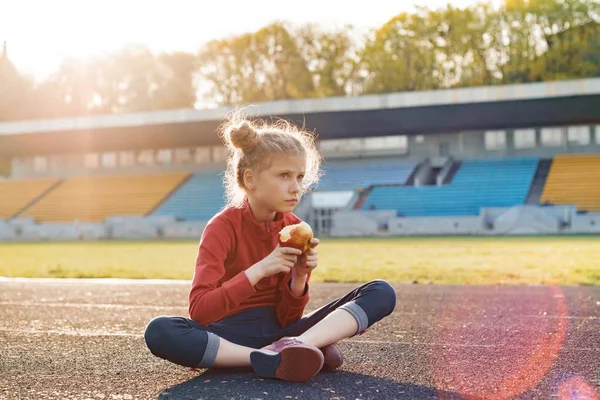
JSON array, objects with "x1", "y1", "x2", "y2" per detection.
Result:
[
  {"x1": 529, "y1": 0, "x2": 600, "y2": 80},
  {"x1": 360, "y1": 11, "x2": 439, "y2": 93},
  {"x1": 198, "y1": 32, "x2": 256, "y2": 104},
  {"x1": 296, "y1": 24, "x2": 361, "y2": 97},
  {"x1": 436, "y1": 3, "x2": 500, "y2": 87},
  {"x1": 253, "y1": 22, "x2": 315, "y2": 100},
  {"x1": 498, "y1": 0, "x2": 600, "y2": 82},
  {"x1": 198, "y1": 22, "x2": 315, "y2": 104},
  {"x1": 8, "y1": 0, "x2": 600, "y2": 116}
]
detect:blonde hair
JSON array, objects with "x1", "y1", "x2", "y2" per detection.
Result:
[{"x1": 219, "y1": 111, "x2": 322, "y2": 209}]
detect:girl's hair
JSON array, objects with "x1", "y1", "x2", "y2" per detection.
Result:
[{"x1": 219, "y1": 110, "x2": 322, "y2": 209}]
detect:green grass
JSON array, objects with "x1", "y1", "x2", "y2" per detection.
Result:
[{"x1": 0, "y1": 236, "x2": 599, "y2": 285}]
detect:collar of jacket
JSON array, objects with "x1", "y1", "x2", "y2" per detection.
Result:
[{"x1": 241, "y1": 197, "x2": 287, "y2": 241}]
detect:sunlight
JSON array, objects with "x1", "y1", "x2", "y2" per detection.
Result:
[{"x1": 1, "y1": 0, "x2": 502, "y2": 81}]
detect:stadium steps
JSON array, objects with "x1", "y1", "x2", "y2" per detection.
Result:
[
  {"x1": 21, "y1": 172, "x2": 191, "y2": 222},
  {"x1": 0, "y1": 178, "x2": 63, "y2": 220},
  {"x1": 525, "y1": 159, "x2": 551, "y2": 204},
  {"x1": 540, "y1": 153, "x2": 600, "y2": 212},
  {"x1": 353, "y1": 187, "x2": 374, "y2": 209},
  {"x1": 404, "y1": 162, "x2": 422, "y2": 186},
  {"x1": 442, "y1": 160, "x2": 462, "y2": 184}
]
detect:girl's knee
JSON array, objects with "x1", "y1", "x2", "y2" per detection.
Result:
[
  {"x1": 369, "y1": 279, "x2": 397, "y2": 315},
  {"x1": 144, "y1": 316, "x2": 174, "y2": 354},
  {"x1": 144, "y1": 316, "x2": 214, "y2": 368}
]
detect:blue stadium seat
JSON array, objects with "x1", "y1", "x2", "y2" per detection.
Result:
[
  {"x1": 315, "y1": 158, "x2": 417, "y2": 191},
  {"x1": 363, "y1": 158, "x2": 539, "y2": 216},
  {"x1": 152, "y1": 170, "x2": 225, "y2": 221}
]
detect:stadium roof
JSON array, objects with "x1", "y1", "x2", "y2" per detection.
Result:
[{"x1": 1, "y1": 77, "x2": 600, "y2": 156}]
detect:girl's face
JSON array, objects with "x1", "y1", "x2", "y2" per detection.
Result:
[{"x1": 249, "y1": 153, "x2": 306, "y2": 216}]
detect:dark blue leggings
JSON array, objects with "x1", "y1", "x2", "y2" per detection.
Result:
[{"x1": 144, "y1": 279, "x2": 396, "y2": 368}]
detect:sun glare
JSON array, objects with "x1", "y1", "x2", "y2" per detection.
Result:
[{"x1": 1, "y1": 0, "x2": 501, "y2": 82}]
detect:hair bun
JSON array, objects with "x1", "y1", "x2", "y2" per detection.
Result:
[{"x1": 227, "y1": 122, "x2": 259, "y2": 152}]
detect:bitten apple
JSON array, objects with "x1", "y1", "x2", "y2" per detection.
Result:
[{"x1": 278, "y1": 221, "x2": 313, "y2": 253}]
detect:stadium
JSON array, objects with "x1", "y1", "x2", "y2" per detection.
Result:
[
  {"x1": 1, "y1": 77, "x2": 599, "y2": 241},
  {"x1": 2, "y1": 5, "x2": 600, "y2": 397}
]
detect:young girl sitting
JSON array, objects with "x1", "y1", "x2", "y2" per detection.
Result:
[{"x1": 144, "y1": 114, "x2": 397, "y2": 383}]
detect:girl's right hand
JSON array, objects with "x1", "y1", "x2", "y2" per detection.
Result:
[
  {"x1": 246, "y1": 245, "x2": 303, "y2": 285},
  {"x1": 259, "y1": 245, "x2": 303, "y2": 278}
]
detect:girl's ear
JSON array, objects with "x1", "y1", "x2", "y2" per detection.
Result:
[{"x1": 243, "y1": 168, "x2": 256, "y2": 191}]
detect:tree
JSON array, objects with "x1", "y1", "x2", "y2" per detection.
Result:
[
  {"x1": 533, "y1": 22, "x2": 600, "y2": 80},
  {"x1": 7, "y1": 0, "x2": 600, "y2": 116},
  {"x1": 23, "y1": 45, "x2": 198, "y2": 118},
  {"x1": 153, "y1": 51, "x2": 198, "y2": 110},
  {"x1": 434, "y1": 3, "x2": 500, "y2": 87},
  {"x1": 528, "y1": 0, "x2": 600, "y2": 80},
  {"x1": 198, "y1": 22, "x2": 315, "y2": 105},
  {"x1": 253, "y1": 22, "x2": 315, "y2": 100},
  {"x1": 197, "y1": 32, "x2": 256, "y2": 105},
  {"x1": 0, "y1": 42, "x2": 34, "y2": 121},
  {"x1": 497, "y1": 0, "x2": 600, "y2": 82},
  {"x1": 96, "y1": 45, "x2": 170, "y2": 113},
  {"x1": 296, "y1": 24, "x2": 362, "y2": 97},
  {"x1": 31, "y1": 58, "x2": 102, "y2": 118},
  {"x1": 360, "y1": 11, "x2": 439, "y2": 93}
]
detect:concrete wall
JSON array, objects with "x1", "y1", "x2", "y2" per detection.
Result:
[
  {"x1": 330, "y1": 210, "x2": 395, "y2": 237},
  {"x1": 571, "y1": 213, "x2": 600, "y2": 233},
  {"x1": 1, "y1": 205, "x2": 598, "y2": 242},
  {"x1": 387, "y1": 216, "x2": 483, "y2": 236},
  {"x1": 330, "y1": 205, "x2": 600, "y2": 237},
  {"x1": 0, "y1": 220, "x2": 14, "y2": 240},
  {"x1": 0, "y1": 216, "x2": 207, "y2": 241}
]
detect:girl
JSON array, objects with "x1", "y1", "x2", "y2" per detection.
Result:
[{"x1": 144, "y1": 114, "x2": 396, "y2": 383}]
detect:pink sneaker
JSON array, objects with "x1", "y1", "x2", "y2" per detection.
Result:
[
  {"x1": 250, "y1": 338, "x2": 324, "y2": 383},
  {"x1": 320, "y1": 343, "x2": 343, "y2": 371}
]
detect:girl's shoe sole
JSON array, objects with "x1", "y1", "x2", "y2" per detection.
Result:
[{"x1": 250, "y1": 345, "x2": 324, "y2": 383}]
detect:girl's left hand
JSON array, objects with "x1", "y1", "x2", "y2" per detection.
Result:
[{"x1": 293, "y1": 238, "x2": 319, "y2": 277}]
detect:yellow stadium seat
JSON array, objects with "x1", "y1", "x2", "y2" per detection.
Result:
[
  {"x1": 540, "y1": 153, "x2": 600, "y2": 212},
  {"x1": 0, "y1": 178, "x2": 61, "y2": 219},
  {"x1": 22, "y1": 172, "x2": 191, "y2": 222}
]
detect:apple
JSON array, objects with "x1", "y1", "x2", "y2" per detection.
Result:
[{"x1": 278, "y1": 221, "x2": 313, "y2": 253}]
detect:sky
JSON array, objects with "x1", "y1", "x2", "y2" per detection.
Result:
[{"x1": 1, "y1": 0, "x2": 498, "y2": 82}]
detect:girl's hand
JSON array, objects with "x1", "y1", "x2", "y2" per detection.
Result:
[
  {"x1": 293, "y1": 238, "x2": 319, "y2": 277},
  {"x1": 258, "y1": 245, "x2": 303, "y2": 279}
]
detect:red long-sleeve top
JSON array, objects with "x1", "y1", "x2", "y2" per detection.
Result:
[{"x1": 188, "y1": 198, "x2": 311, "y2": 328}]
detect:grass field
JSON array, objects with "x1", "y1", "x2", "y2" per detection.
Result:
[{"x1": 0, "y1": 236, "x2": 599, "y2": 285}]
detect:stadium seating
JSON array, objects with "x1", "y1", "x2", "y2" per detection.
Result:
[
  {"x1": 363, "y1": 158, "x2": 539, "y2": 216},
  {"x1": 151, "y1": 170, "x2": 225, "y2": 221},
  {"x1": 315, "y1": 158, "x2": 417, "y2": 191},
  {"x1": 540, "y1": 153, "x2": 600, "y2": 212},
  {"x1": 21, "y1": 172, "x2": 190, "y2": 222},
  {"x1": 0, "y1": 178, "x2": 61, "y2": 219}
]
